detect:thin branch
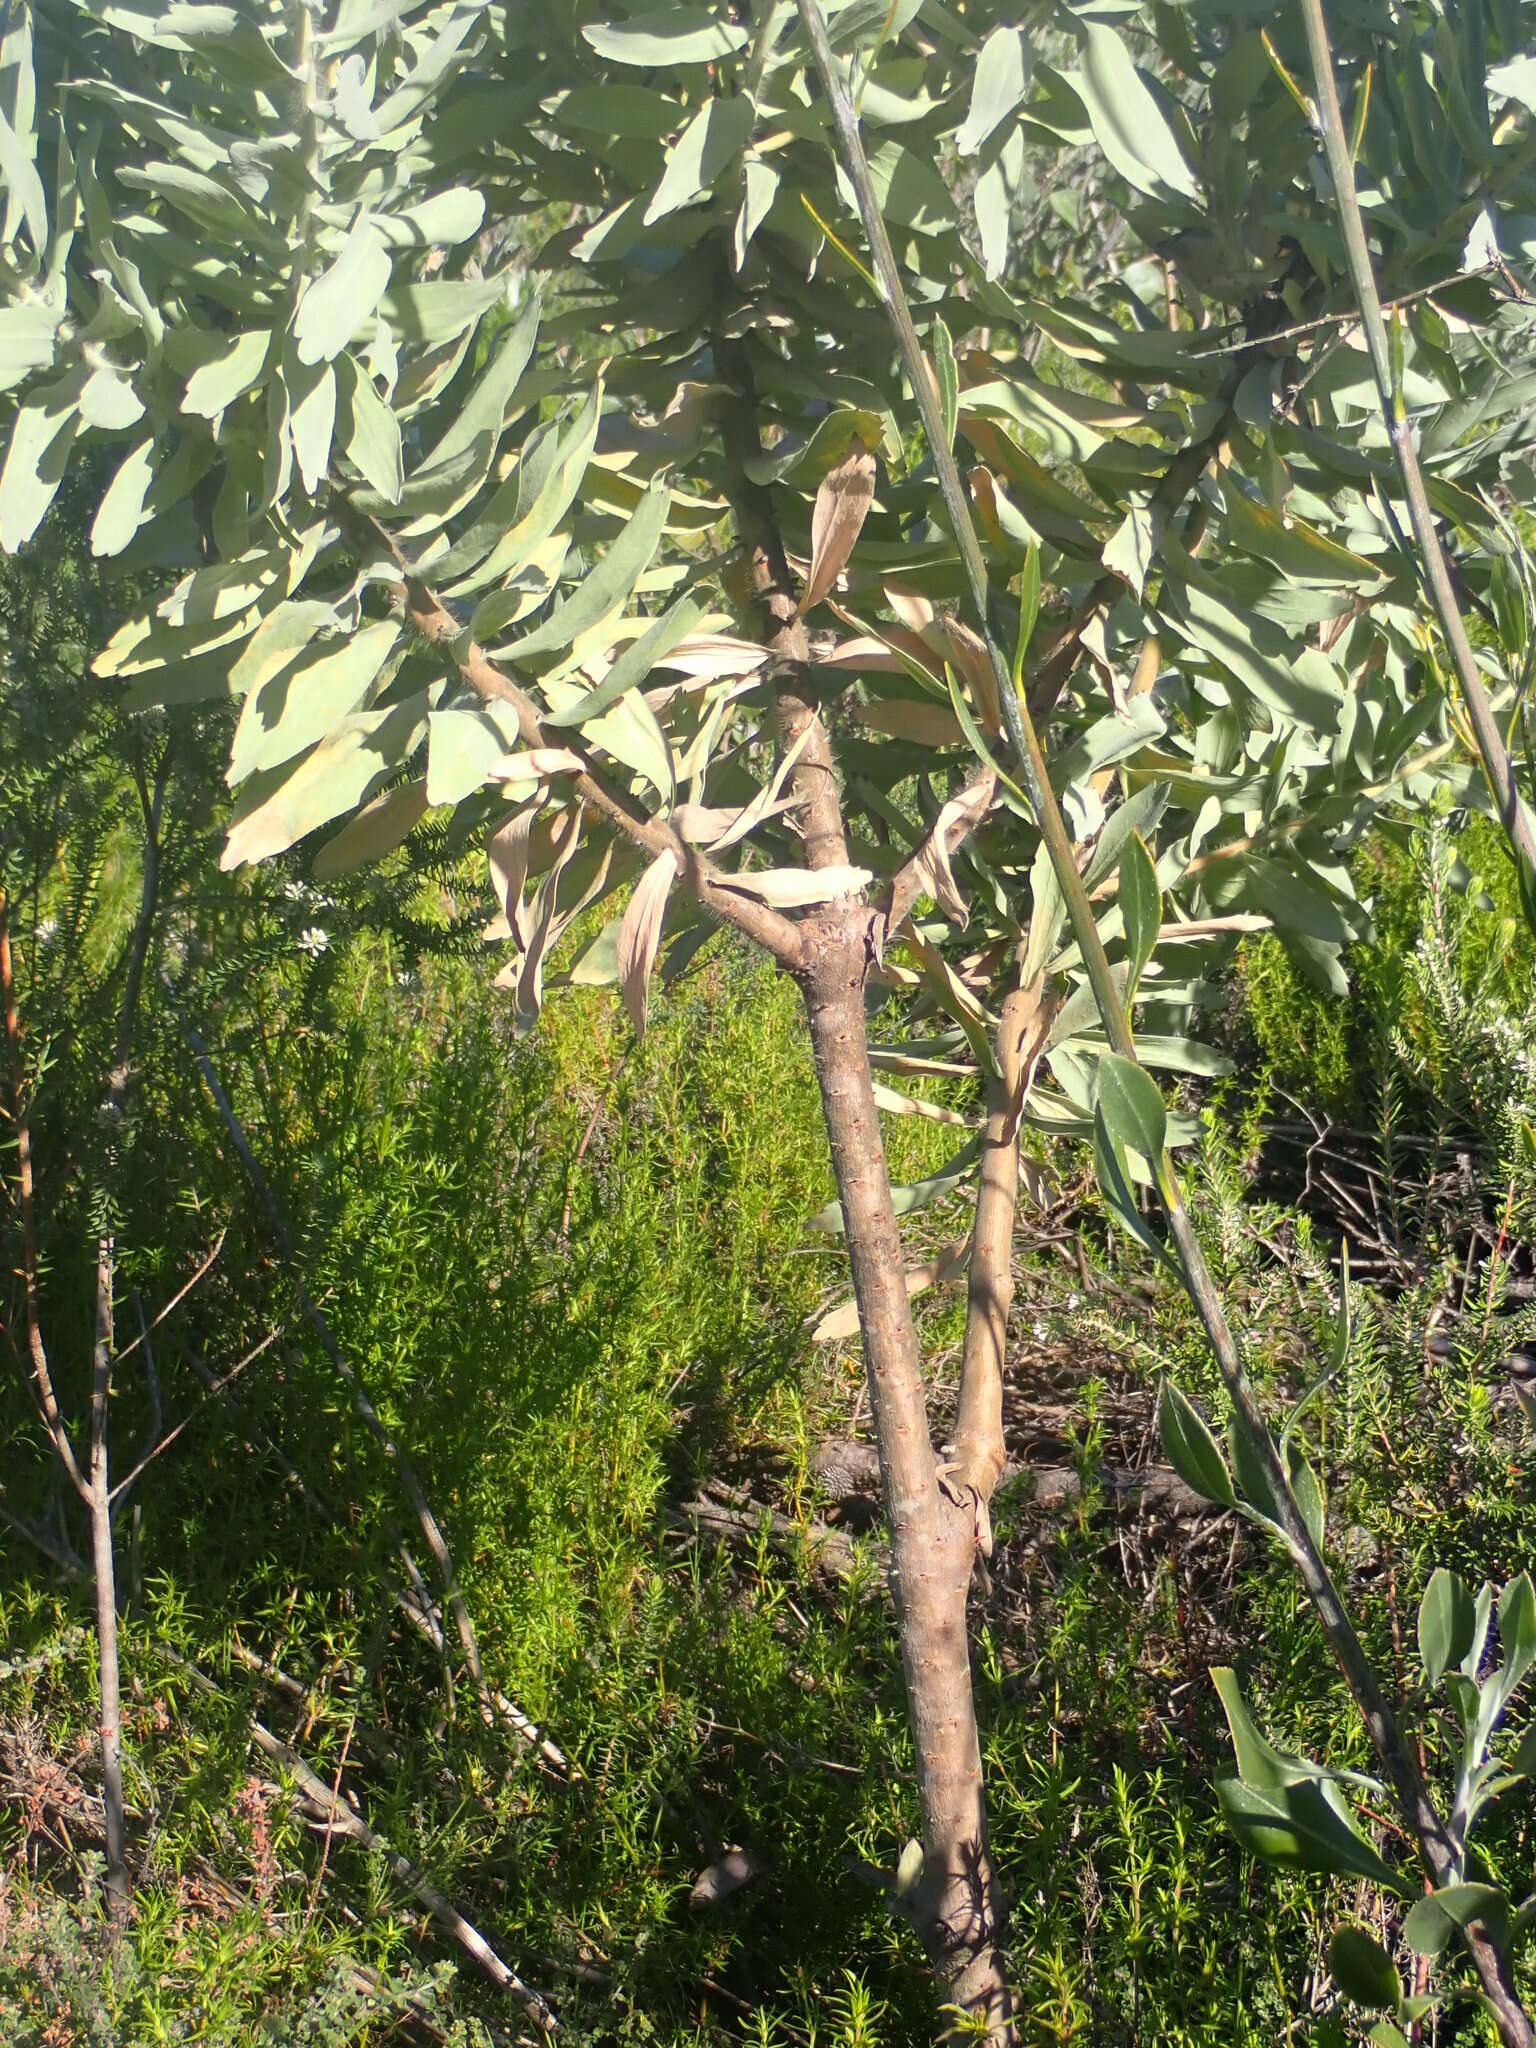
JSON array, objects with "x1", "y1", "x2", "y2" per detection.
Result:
[
  {"x1": 340, "y1": 501, "x2": 806, "y2": 970},
  {"x1": 943, "y1": 972, "x2": 1051, "y2": 1554},
  {"x1": 111, "y1": 1228, "x2": 227, "y2": 1369},
  {"x1": 0, "y1": 888, "x2": 87, "y2": 1501},
  {"x1": 108, "y1": 1326, "x2": 283, "y2": 1507},
  {"x1": 249, "y1": 1720, "x2": 558, "y2": 2035},
  {"x1": 0, "y1": 1495, "x2": 88, "y2": 1580},
  {"x1": 177, "y1": 1339, "x2": 571, "y2": 1777}
]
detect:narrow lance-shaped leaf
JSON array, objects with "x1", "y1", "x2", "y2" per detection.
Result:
[
  {"x1": 799, "y1": 442, "x2": 876, "y2": 616},
  {"x1": 1119, "y1": 832, "x2": 1160, "y2": 1003},
  {"x1": 501, "y1": 482, "x2": 671, "y2": 662},
  {"x1": 1419, "y1": 1568, "x2": 1475, "y2": 1688},
  {"x1": 618, "y1": 847, "x2": 678, "y2": 1037},
  {"x1": 1094, "y1": 1052, "x2": 1166, "y2": 1161},
  {"x1": 544, "y1": 594, "x2": 707, "y2": 728},
  {"x1": 932, "y1": 316, "x2": 958, "y2": 456},
  {"x1": 1157, "y1": 1383, "x2": 1237, "y2": 1509},
  {"x1": 956, "y1": 25, "x2": 1028, "y2": 156}
]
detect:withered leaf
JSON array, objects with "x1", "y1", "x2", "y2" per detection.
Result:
[
  {"x1": 812, "y1": 1237, "x2": 970, "y2": 1344},
  {"x1": 617, "y1": 846, "x2": 678, "y2": 1036},
  {"x1": 798, "y1": 442, "x2": 876, "y2": 616},
  {"x1": 884, "y1": 769, "x2": 996, "y2": 945}
]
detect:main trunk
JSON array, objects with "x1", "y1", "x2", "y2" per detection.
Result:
[{"x1": 798, "y1": 917, "x2": 1014, "y2": 2041}]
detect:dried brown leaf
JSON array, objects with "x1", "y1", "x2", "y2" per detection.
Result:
[
  {"x1": 1000, "y1": 975, "x2": 1058, "y2": 1146},
  {"x1": 617, "y1": 846, "x2": 678, "y2": 1036},
  {"x1": 798, "y1": 443, "x2": 876, "y2": 616},
  {"x1": 812, "y1": 1238, "x2": 970, "y2": 1344},
  {"x1": 885, "y1": 769, "x2": 996, "y2": 942}
]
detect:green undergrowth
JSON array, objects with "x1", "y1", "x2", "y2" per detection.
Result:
[
  {"x1": 3, "y1": 846, "x2": 1535, "y2": 2044},
  {"x1": 1236, "y1": 810, "x2": 1536, "y2": 1162}
]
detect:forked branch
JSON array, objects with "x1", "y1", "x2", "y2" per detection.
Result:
[{"x1": 793, "y1": 5, "x2": 1533, "y2": 2040}]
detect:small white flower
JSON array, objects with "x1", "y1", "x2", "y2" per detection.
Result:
[
  {"x1": 1066, "y1": 1292, "x2": 1080, "y2": 1311},
  {"x1": 35, "y1": 917, "x2": 57, "y2": 943},
  {"x1": 1032, "y1": 1317, "x2": 1048, "y2": 1342},
  {"x1": 297, "y1": 926, "x2": 330, "y2": 956},
  {"x1": 281, "y1": 880, "x2": 309, "y2": 902}
]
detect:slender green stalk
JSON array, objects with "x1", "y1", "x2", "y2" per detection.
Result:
[
  {"x1": 1297, "y1": 0, "x2": 1536, "y2": 885},
  {"x1": 791, "y1": 10, "x2": 1534, "y2": 2042}
]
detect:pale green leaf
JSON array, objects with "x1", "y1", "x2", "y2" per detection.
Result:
[
  {"x1": 229, "y1": 619, "x2": 400, "y2": 784},
  {"x1": 336, "y1": 352, "x2": 403, "y2": 502},
  {"x1": 425, "y1": 700, "x2": 523, "y2": 807},
  {"x1": 581, "y1": 11, "x2": 748, "y2": 65},
  {"x1": 499, "y1": 483, "x2": 671, "y2": 663},
  {"x1": 221, "y1": 694, "x2": 429, "y2": 870},
  {"x1": 90, "y1": 436, "x2": 157, "y2": 557},
  {"x1": 286, "y1": 357, "x2": 336, "y2": 497},
  {"x1": 294, "y1": 214, "x2": 391, "y2": 365},
  {"x1": 0, "y1": 369, "x2": 80, "y2": 551},
  {"x1": 956, "y1": 25, "x2": 1027, "y2": 156},
  {"x1": 182, "y1": 330, "x2": 272, "y2": 418},
  {"x1": 1095, "y1": 1053, "x2": 1167, "y2": 1161},
  {"x1": 1073, "y1": 25, "x2": 1200, "y2": 202},
  {"x1": 643, "y1": 96, "x2": 753, "y2": 224},
  {"x1": 545, "y1": 595, "x2": 706, "y2": 728}
]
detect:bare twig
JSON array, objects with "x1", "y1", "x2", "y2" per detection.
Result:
[
  {"x1": 109, "y1": 1327, "x2": 284, "y2": 1507},
  {"x1": 249, "y1": 1720, "x2": 558, "y2": 2035},
  {"x1": 83, "y1": 751, "x2": 168, "y2": 1901},
  {"x1": 0, "y1": 889, "x2": 87, "y2": 1500},
  {"x1": 111, "y1": 1230, "x2": 228, "y2": 1369}
]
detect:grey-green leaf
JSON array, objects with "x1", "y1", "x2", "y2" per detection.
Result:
[
  {"x1": 956, "y1": 25, "x2": 1027, "y2": 156},
  {"x1": 294, "y1": 214, "x2": 391, "y2": 365},
  {"x1": 183, "y1": 331, "x2": 270, "y2": 418},
  {"x1": 90, "y1": 436, "x2": 157, "y2": 557},
  {"x1": 545, "y1": 594, "x2": 706, "y2": 728},
  {"x1": 1118, "y1": 833, "x2": 1160, "y2": 1002},
  {"x1": 1157, "y1": 1383, "x2": 1236, "y2": 1509},
  {"x1": 229, "y1": 619, "x2": 399, "y2": 785},
  {"x1": 336, "y1": 353, "x2": 402, "y2": 503},
  {"x1": 1419, "y1": 1568, "x2": 1476, "y2": 1688},
  {"x1": 1074, "y1": 24, "x2": 1200, "y2": 203},
  {"x1": 582, "y1": 11, "x2": 748, "y2": 67},
  {"x1": 932, "y1": 316, "x2": 958, "y2": 456},
  {"x1": 500, "y1": 483, "x2": 671, "y2": 664},
  {"x1": 644, "y1": 96, "x2": 753, "y2": 224},
  {"x1": 1094, "y1": 1053, "x2": 1166, "y2": 1162}
]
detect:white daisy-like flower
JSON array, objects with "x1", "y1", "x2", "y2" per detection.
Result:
[{"x1": 297, "y1": 926, "x2": 330, "y2": 956}]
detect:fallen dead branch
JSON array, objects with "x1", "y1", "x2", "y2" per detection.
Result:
[{"x1": 249, "y1": 1720, "x2": 557, "y2": 2037}]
